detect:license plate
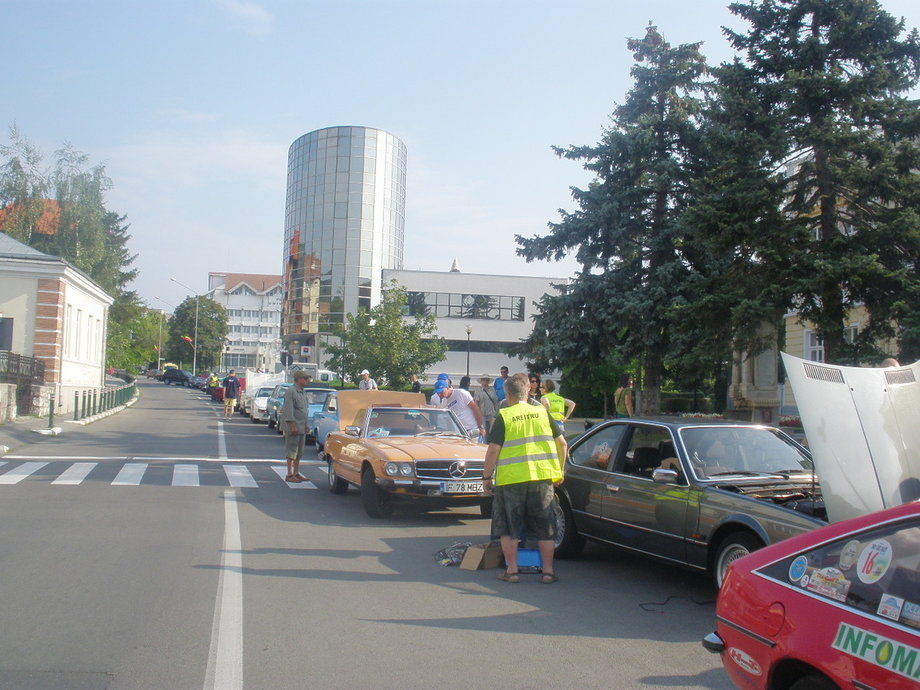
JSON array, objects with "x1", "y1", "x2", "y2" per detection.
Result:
[{"x1": 440, "y1": 480, "x2": 484, "y2": 493}]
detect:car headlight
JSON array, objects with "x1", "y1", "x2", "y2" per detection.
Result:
[{"x1": 385, "y1": 462, "x2": 415, "y2": 477}]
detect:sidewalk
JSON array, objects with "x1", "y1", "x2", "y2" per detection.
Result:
[{"x1": 0, "y1": 378, "x2": 139, "y2": 455}]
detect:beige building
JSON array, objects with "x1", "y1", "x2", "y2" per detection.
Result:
[{"x1": 0, "y1": 232, "x2": 113, "y2": 418}]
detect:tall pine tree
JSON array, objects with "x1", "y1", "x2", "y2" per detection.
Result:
[
  {"x1": 724, "y1": 0, "x2": 920, "y2": 364},
  {"x1": 517, "y1": 25, "x2": 708, "y2": 413}
]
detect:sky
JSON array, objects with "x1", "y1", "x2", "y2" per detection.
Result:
[{"x1": 3, "y1": 0, "x2": 920, "y2": 309}]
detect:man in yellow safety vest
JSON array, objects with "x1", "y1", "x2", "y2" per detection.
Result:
[{"x1": 483, "y1": 373, "x2": 567, "y2": 584}]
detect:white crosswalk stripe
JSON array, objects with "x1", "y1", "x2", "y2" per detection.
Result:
[
  {"x1": 223, "y1": 465, "x2": 259, "y2": 488},
  {"x1": 270, "y1": 466, "x2": 317, "y2": 489},
  {"x1": 111, "y1": 463, "x2": 148, "y2": 486},
  {"x1": 0, "y1": 460, "x2": 320, "y2": 488},
  {"x1": 52, "y1": 462, "x2": 98, "y2": 485},
  {"x1": 0, "y1": 461, "x2": 49, "y2": 484},
  {"x1": 172, "y1": 464, "x2": 200, "y2": 487}
]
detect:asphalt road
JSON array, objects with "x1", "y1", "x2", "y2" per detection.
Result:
[{"x1": 0, "y1": 380, "x2": 733, "y2": 689}]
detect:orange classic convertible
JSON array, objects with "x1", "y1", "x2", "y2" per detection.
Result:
[{"x1": 320, "y1": 391, "x2": 489, "y2": 518}]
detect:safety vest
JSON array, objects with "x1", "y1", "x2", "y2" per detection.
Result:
[
  {"x1": 543, "y1": 392, "x2": 566, "y2": 421},
  {"x1": 495, "y1": 402, "x2": 562, "y2": 486}
]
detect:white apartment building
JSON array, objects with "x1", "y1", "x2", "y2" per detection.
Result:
[{"x1": 207, "y1": 273, "x2": 283, "y2": 371}]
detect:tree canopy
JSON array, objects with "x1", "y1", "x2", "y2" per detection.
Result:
[
  {"x1": 518, "y1": 1, "x2": 920, "y2": 412},
  {"x1": 324, "y1": 283, "x2": 447, "y2": 389},
  {"x1": 166, "y1": 296, "x2": 228, "y2": 372}
]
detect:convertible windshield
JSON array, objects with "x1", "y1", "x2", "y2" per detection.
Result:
[
  {"x1": 679, "y1": 426, "x2": 813, "y2": 480},
  {"x1": 364, "y1": 408, "x2": 468, "y2": 438},
  {"x1": 257, "y1": 387, "x2": 275, "y2": 397},
  {"x1": 304, "y1": 390, "x2": 332, "y2": 406}
]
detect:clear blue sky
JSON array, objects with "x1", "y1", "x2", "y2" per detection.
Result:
[{"x1": 3, "y1": 0, "x2": 919, "y2": 308}]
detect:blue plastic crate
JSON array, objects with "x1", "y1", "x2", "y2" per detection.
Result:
[{"x1": 517, "y1": 548, "x2": 543, "y2": 573}]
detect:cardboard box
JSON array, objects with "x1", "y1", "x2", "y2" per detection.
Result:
[{"x1": 459, "y1": 542, "x2": 504, "y2": 571}]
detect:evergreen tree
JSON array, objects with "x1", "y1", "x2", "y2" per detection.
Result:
[
  {"x1": 517, "y1": 25, "x2": 708, "y2": 413},
  {"x1": 724, "y1": 0, "x2": 920, "y2": 364}
]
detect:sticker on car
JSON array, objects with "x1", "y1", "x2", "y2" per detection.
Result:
[{"x1": 727, "y1": 647, "x2": 762, "y2": 677}]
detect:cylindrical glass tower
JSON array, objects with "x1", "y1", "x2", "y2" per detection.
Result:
[{"x1": 282, "y1": 126, "x2": 407, "y2": 345}]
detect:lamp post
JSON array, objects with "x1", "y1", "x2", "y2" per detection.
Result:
[
  {"x1": 170, "y1": 277, "x2": 200, "y2": 374},
  {"x1": 153, "y1": 297, "x2": 174, "y2": 369},
  {"x1": 465, "y1": 324, "x2": 472, "y2": 378}
]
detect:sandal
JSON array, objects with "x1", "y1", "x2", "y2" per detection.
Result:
[
  {"x1": 497, "y1": 571, "x2": 520, "y2": 583},
  {"x1": 541, "y1": 573, "x2": 559, "y2": 584},
  {"x1": 286, "y1": 475, "x2": 303, "y2": 483}
]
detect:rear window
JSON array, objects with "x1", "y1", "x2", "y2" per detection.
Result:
[{"x1": 757, "y1": 517, "x2": 920, "y2": 630}]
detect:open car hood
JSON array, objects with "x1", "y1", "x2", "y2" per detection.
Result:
[{"x1": 781, "y1": 353, "x2": 920, "y2": 522}]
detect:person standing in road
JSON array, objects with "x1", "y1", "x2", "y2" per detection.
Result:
[
  {"x1": 410, "y1": 374, "x2": 421, "y2": 393},
  {"x1": 614, "y1": 375, "x2": 635, "y2": 418},
  {"x1": 431, "y1": 378, "x2": 485, "y2": 439},
  {"x1": 358, "y1": 369, "x2": 378, "y2": 390},
  {"x1": 474, "y1": 376, "x2": 499, "y2": 432},
  {"x1": 483, "y1": 373, "x2": 567, "y2": 584},
  {"x1": 222, "y1": 370, "x2": 241, "y2": 419},
  {"x1": 280, "y1": 370, "x2": 311, "y2": 483},
  {"x1": 494, "y1": 366, "x2": 510, "y2": 402},
  {"x1": 541, "y1": 379, "x2": 575, "y2": 434}
]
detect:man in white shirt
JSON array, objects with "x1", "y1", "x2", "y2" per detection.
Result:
[
  {"x1": 431, "y1": 378, "x2": 485, "y2": 439},
  {"x1": 358, "y1": 369, "x2": 378, "y2": 390}
]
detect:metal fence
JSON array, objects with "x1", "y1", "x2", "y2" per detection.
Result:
[
  {"x1": 0, "y1": 351, "x2": 45, "y2": 416},
  {"x1": 72, "y1": 383, "x2": 137, "y2": 421}
]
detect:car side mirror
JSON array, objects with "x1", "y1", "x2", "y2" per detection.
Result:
[
  {"x1": 652, "y1": 468, "x2": 681, "y2": 484},
  {"x1": 345, "y1": 426, "x2": 361, "y2": 437}
]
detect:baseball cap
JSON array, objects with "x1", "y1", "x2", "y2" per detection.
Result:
[
  {"x1": 361, "y1": 369, "x2": 370, "y2": 375},
  {"x1": 433, "y1": 380, "x2": 449, "y2": 394}
]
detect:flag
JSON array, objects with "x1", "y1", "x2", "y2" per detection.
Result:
[
  {"x1": 153, "y1": 345, "x2": 159, "y2": 351},
  {"x1": 182, "y1": 336, "x2": 193, "y2": 344}
]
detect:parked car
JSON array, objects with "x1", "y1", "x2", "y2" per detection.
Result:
[
  {"x1": 703, "y1": 499, "x2": 920, "y2": 689},
  {"x1": 248, "y1": 386, "x2": 278, "y2": 423},
  {"x1": 265, "y1": 383, "x2": 293, "y2": 430},
  {"x1": 553, "y1": 418, "x2": 827, "y2": 586},
  {"x1": 322, "y1": 391, "x2": 488, "y2": 518},
  {"x1": 312, "y1": 391, "x2": 342, "y2": 451},
  {"x1": 163, "y1": 368, "x2": 194, "y2": 386}
]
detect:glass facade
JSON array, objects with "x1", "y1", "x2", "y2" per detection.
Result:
[{"x1": 282, "y1": 126, "x2": 407, "y2": 338}]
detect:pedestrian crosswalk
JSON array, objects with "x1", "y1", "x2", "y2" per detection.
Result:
[{"x1": 0, "y1": 459, "x2": 322, "y2": 489}]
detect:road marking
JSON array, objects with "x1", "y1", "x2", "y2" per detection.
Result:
[
  {"x1": 111, "y1": 463, "x2": 148, "y2": 486},
  {"x1": 204, "y1": 490, "x2": 243, "y2": 690},
  {"x1": 0, "y1": 455, "x2": 320, "y2": 465},
  {"x1": 0, "y1": 461, "x2": 49, "y2": 484},
  {"x1": 217, "y1": 421, "x2": 228, "y2": 459},
  {"x1": 223, "y1": 466, "x2": 258, "y2": 488},
  {"x1": 173, "y1": 464, "x2": 200, "y2": 487},
  {"x1": 52, "y1": 462, "x2": 98, "y2": 485},
  {"x1": 270, "y1": 466, "x2": 318, "y2": 489}
]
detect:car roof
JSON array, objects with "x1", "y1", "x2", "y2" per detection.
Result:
[{"x1": 591, "y1": 417, "x2": 779, "y2": 431}]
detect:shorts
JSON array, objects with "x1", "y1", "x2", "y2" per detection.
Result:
[
  {"x1": 284, "y1": 430, "x2": 305, "y2": 460},
  {"x1": 224, "y1": 397, "x2": 237, "y2": 408},
  {"x1": 490, "y1": 479, "x2": 556, "y2": 541}
]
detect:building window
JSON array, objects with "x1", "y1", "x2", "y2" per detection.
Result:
[
  {"x1": 404, "y1": 291, "x2": 525, "y2": 321},
  {"x1": 75, "y1": 309, "x2": 82, "y2": 359},
  {"x1": 64, "y1": 305, "x2": 72, "y2": 357},
  {"x1": 804, "y1": 329, "x2": 824, "y2": 362}
]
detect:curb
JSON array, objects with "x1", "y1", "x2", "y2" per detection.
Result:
[{"x1": 65, "y1": 394, "x2": 139, "y2": 426}]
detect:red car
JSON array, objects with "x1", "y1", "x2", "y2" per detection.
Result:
[{"x1": 703, "y1": 500, "x2": 920, "y2": 689}]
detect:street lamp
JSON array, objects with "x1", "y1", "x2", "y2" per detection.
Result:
[
  {"x1": 170, "y1": 277, "x2": 200, "y2": 374},
  {"x1": 465, "y1": 324, "x2": 472, "y2": 377},
  {"x1": 153, "y1": 297, "x2": 174, "y2": 369}
]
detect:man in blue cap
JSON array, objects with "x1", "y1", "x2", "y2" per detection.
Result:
[{"x1": 430, "y1": 376, "x2": 485, "y2": 439}]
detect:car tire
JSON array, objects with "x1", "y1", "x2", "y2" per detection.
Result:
[
  {"x1": 361, "y1": 468, "x2": 392, "y2": 518},
  {"x1": 267, "y1": 417, "x2": 275, "y2": 430},
  {"x1": 553, "y1": 494, "x2": 586, "y2": 558},
  {"x1": 315, "y1": 431, "x2": 324, "y2": 453},
  {"x1": 713, "y1": 532, "x2": 762, "y2": 588},
  {"x1": 789, "y1": 674, "x2": 838, "y2": 690},
  {"x1": 327, "y1": 459, "x2": 348, "y2": 494},
  {"x1": 250, "y1": 416, "x2": 259, "y2": 423}
]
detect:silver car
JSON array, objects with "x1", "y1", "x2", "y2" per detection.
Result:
[{"x1": 554, "y1": 418, "x2": 826, "y2": 586}]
